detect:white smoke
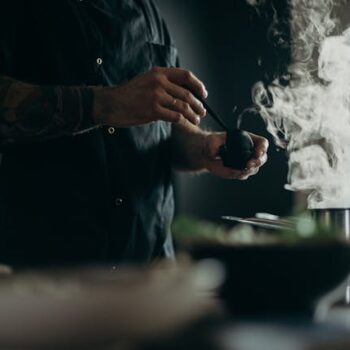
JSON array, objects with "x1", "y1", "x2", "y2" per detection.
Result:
[
  {"x1": 250, "y1": 0, "x2": 350, "y2": 209},
  {"x1": 246, "y1": 0, "x2": 264, "y2": 5}
]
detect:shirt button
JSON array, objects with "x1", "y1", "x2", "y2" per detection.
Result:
[
  {"x1": 96, "y1": 57, "x2": 103, "y2": 65},
  {"x1": 108, "y1": 127, "x2": 116, "y2": 135},
  {"x1": 115, "y1": 198, "x2": 123, "y2": 207}
]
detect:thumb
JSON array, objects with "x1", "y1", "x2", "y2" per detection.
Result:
[{"x1": 206, "y1": 133, "x2": 226, "y2": 159}]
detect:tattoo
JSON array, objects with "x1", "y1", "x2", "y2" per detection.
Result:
[{"x1": 0, "y1": 75, "x2": 96, "y2": 145}]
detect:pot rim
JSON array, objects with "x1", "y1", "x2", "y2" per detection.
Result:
[{"x1": 310, "y1": 208, "x2": 350, "y2": 211}]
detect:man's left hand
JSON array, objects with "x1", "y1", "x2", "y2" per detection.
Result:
[{"x1": 202, "y1": 132, "x2": 269, "y2": 180}]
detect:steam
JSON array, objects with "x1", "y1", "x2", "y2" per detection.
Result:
[
  {"x1": 250, "y1": 0, "x2": 350, "y2": 209},
  {"x1": 246, "y1": 0, "x2": 264, "y2": 6}
]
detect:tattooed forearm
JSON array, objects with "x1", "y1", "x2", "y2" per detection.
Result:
[{"x1": 0, "y1": 75, "x2": 97, "y2": 144}]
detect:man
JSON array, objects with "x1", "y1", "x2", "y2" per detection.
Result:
[{"x1": 0, "y1": 0, "x2": 268, "y2": 268}]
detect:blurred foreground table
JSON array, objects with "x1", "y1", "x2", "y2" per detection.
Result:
[{"x1": 0, "y1": 262, "x2": 349, "y2": 350}]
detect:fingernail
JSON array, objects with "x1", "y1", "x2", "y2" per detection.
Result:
[
  {"x1": 195, "y1": 116, "x2": 201, "y2": 125},
  {"x1": 203, "y1": 89, "x2": 208, "y2": 98}
]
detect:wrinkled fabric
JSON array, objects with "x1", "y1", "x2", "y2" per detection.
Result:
[{"x1": 0, "y1": 0, "x2": 178, "y2": 267}]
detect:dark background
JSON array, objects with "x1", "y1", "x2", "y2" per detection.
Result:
[{"x1": 154, "y1": 0, "x2": 294, "y2": 221}]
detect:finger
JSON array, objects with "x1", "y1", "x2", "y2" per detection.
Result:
[
  {"x1": 206, "y1": 133, "x2": 226, "y2": 159},
  {"x1": 209, "y1": 160, "x2": 250, "y2": 179},
  {"x1": 250, "y1": 167, "x2": 260, "y2": 176},
  {"x1": 165, "y1": 82, "x2": 206, "y2": 117},
  {"x1": 160, "y1": 93, "x2": 200, "y2": 126},
  {"x1": 249, "y1": 133, "x2": 269, "y2": 157},
  {"x1": 165, "y1": 68, "x2": 208, "y2": 99},
  {"x1": 246, "y1": 152, "x2": 268, "y2": 169},
  {"x1": 155, "y1": 105, "x2": 184, "y2": 124},
  {"x1": 246, "y1": 159, "x2": 258, "y2": 169},
  {"x1": 259, "y1": 153, "x2": 268, "y2": 166},
  {"x1": 236, "y1": 168, "x2": 254, "y2": 180},
  {"x1": 255, "y1": 145, "x2": 268, "y2": 158},
  {"x1": 237, "y1": 167, "x2": 259, "y2": 180}
]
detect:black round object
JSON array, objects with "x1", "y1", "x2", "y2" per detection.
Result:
[
  {"x1": 187, "y1": 240, "x2": 350, "y2": 318},
  {"x1": 219, "y1": 128, "x2": 254, "y2": 170}
]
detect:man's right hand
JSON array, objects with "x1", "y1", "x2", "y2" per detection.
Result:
[{"x1": 93, "y1": 67, "x2": 208, "y2": 127}]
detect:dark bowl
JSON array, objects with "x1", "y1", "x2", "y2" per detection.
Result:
[{"x1": 186, "y1": 240, "x2": 350, "y2": 318}]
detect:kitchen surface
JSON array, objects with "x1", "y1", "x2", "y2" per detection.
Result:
[
  {"x1": 0, "y1": 212, "x2": 350, "y2": 349},
  {"x1": 0, "y1": 242, "x2": 350, "y2": 350}
]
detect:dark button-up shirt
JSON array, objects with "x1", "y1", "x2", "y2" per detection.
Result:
[{"x1": 0, "y1": 0, "x2": 178, "y2": 267}]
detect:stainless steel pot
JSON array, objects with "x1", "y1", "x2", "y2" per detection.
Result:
[{"x1": 311, "y1": 208, "x2": 350, "y2": 239}]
